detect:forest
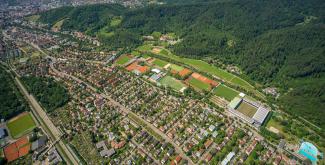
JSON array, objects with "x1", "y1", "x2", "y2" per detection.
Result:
[
  {"x1": 21, "y1": 76, "x2": 69, "y2": 113},
  {"x1": 38, "y1": 0, "x2": 325, "y2": 128},
  {"x1": 0, "y1": 67, "x2": 29, "y2": 120}
]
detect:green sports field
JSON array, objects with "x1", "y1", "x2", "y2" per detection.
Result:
[
  {"x1": 159, "y1": 76, "x2": 187, "y2": 91},
  {"x1": 213, "y1": 84, "x2": 240, "y2": 101},
  {"x1": 115, "y1": 55, "x2": 131, "y2": 65},
  {"x1": 236, "y1": 102, "x2": 257, "y2": 118},
  {"x1": 153, "y1": 59, "x2": 168, "y2": 68},
  {"x1": 147, "y1": 46, "x2": 265, "y2": 98},
  {"x1": 188, "y1": 77, "x2": 211, "y2": 91},
  {"x1": 169, "y1": 64, "x2": 184, "y2": 72},
  {"x1": 7, "y1": 112, "x2": 36, "y2": 139}
]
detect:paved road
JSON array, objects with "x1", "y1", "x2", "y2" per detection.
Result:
[{"x1": 14, "y1": 76, "x2": 79, "y2": 165}]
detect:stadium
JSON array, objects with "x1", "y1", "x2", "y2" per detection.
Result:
[{"x1": 227, "y1": 96, "x2": 270, "y2": 127}]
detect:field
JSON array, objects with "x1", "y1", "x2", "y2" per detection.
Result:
[
  {"x1": 236, "y1": 102, "x2": 257, "y2": 118},
  {"x1": 159, "y1": 76, "x2": 187, "y2": 92},
  {"x1": 187, "y1": 77, "x2": 211, "y2": 91},
  {"x1": 213, "y1": 84, "x2": 239, "y2": 101},
  {"x1": 25, "y1": 15, "x2": 40, "y2": 22},
  {"x1": 97, "y1": 26, "x2": 115, "y2": 38},
  {"x1": 145, "y1": 46, "x2": 265, "y2": 98},
  {"x1": 51, "y1": 19, "x2": 65, "y2": 31},
  {"x1": 169, "y1": 64, "x2": 184, "y2": 72},
  {"x1": 153, "y1": 59, "x2": 169, "y2": 68},
  {"x1": 110, "y1": 17, "x2": 122, "y2": 27},
  {"x1": 138, "y1": 45, "x2": 153, "y2": 52},
  {"x1": 115, "y1": 55, "x2": 131, "y2": 65},
  {"x1": 7, "y1": 112, "x2": 36, "y2": 139}
]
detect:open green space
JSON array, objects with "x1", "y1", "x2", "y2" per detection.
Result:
[
  {"x1": 236, "y1": 102, "x2": 257, "y2": 118},
  {"x1": 159, "y1": 76, "x2": 187, "y2": 91},
  {"x1": 213, "y1": 84, "x2": 239, "y2": 101},
  {"x1": 188, "y1": 77, "x2": 211, "y2": 91},
  {"x1": 169, "y1": 64, "x2": 184, "y2": 72},
  {"x1": 115, "y1": 55, "x2": 131, "y2": 65},
  {"x1": 137, "y1": 44, "x2": 152, "y2": 52},
  {"x1": 25, "y1": 15, "x2": 40, "y2": 22},
  {"x1": 131, "y1": 51, "x2": 141, "y2": 56},
  {"x1": 98, "y1": 26, "x2": 115, "y2": 38},
  {"x1": 110, "y1": 17, "x2": 122, "y2": 27},
  {"x1": 52, "y1": 19, "x2": 65, "y2": 30},
  {"x1": 147, "y1": 47, "x2": 265, "y2": 98},
  {"x1": 7, "y1": 112, "x2": 36, "y2": 139},
  {"x1": 153, "y1": 59, "x2": 168, "y2": 68}
]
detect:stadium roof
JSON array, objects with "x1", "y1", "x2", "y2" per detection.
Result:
[
  {"x1": 252, "y1": 106, "x2": 269, "y2": 124},
  {"x1": 228, "y1": 97, "x2": 242, "y2": 110}
]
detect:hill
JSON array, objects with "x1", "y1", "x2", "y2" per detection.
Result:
[{"x1": 37, "y1": 0, "x2": 325, "y2": 129}]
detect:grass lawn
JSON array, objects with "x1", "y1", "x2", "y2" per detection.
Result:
[
  {"x1": 153, "y1": 59, "x2": 169, "y2": 68},
  {"x1": 7, "y1": 112, "x2": 36, "y2": 139},
  {"x1": 137, "y1": 44, "x2": 153, "y2": 52},
  {"x1": 110, "y1": 17, "x2": 122, "y2": 27},
  {"x1": 52, "y1": 19, "x2": 65, "y2": 31},
  {"x1": 142, "y1": 54, "x2": 151, "y2": 59},
  {"x1": 188, "y1": 77, "x2": 211, "y2": 91},
  {"x1": 25, "y1": 15, "x2": 40, "y2": 22},
  {"x1": 236, "y1": 102, "x2": 257, "y2": 118},
  {"x1": 97, "y1": 27, "x2": 115, "y2": 38},
  {"x1": 159, "y1": 76, "x2": 187, "y2": 91},
  {"x1": 169, "y1": 64, "x2": 184, "y2": 72},
  {"x1": 115, "y1": 55, "x2": 131, "y2": 65},
  {"x1": 213, "y1": 84, "x2": 239, "y2": 101},
  {"x1": 131, "y1": 51, "x2": 141, "y2": 56}
]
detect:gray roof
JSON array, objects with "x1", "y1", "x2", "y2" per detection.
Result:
[
  {"x1": 100, "y1": 148, "x2": 115, "y2": 157},
  {"x1": 0, "y1": 128, "x2": 6, "y2": 138},
  {"x1": 252, "y1": 106, "x2": 270, "y2": 124},
  {"x1": 32, "y1": 136, "x2": 47, "y2": 151},
  {"x1": 96, "y1": 141, "x2": 106, "y2": 149}
]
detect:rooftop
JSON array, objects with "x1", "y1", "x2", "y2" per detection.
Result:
[{"x1": 252, "y1": 106, "x2": 270, "y2": 124}]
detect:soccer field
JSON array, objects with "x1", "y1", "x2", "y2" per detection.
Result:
[
  {"x1": 115, "y1": 55, "x2": 131, "y2": 65},
  {"x1": 7, "y1": 112, "x2": 36, "y2": 139},
  {"x1": 153, "y1": 59, "x2": 169, "y2": 68},
  {"x1": 159, "y1": 76, "x2": 187, "y2": 91},
  {"x1": 169, "y1": 64, "x2": 184, "y2": 72},
  {"x1": 236, "y1": 102, "x2": 257, "y2": 118},
  {"x1": 213, "y1": 84, "x2": 240, "y2": 101}
]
